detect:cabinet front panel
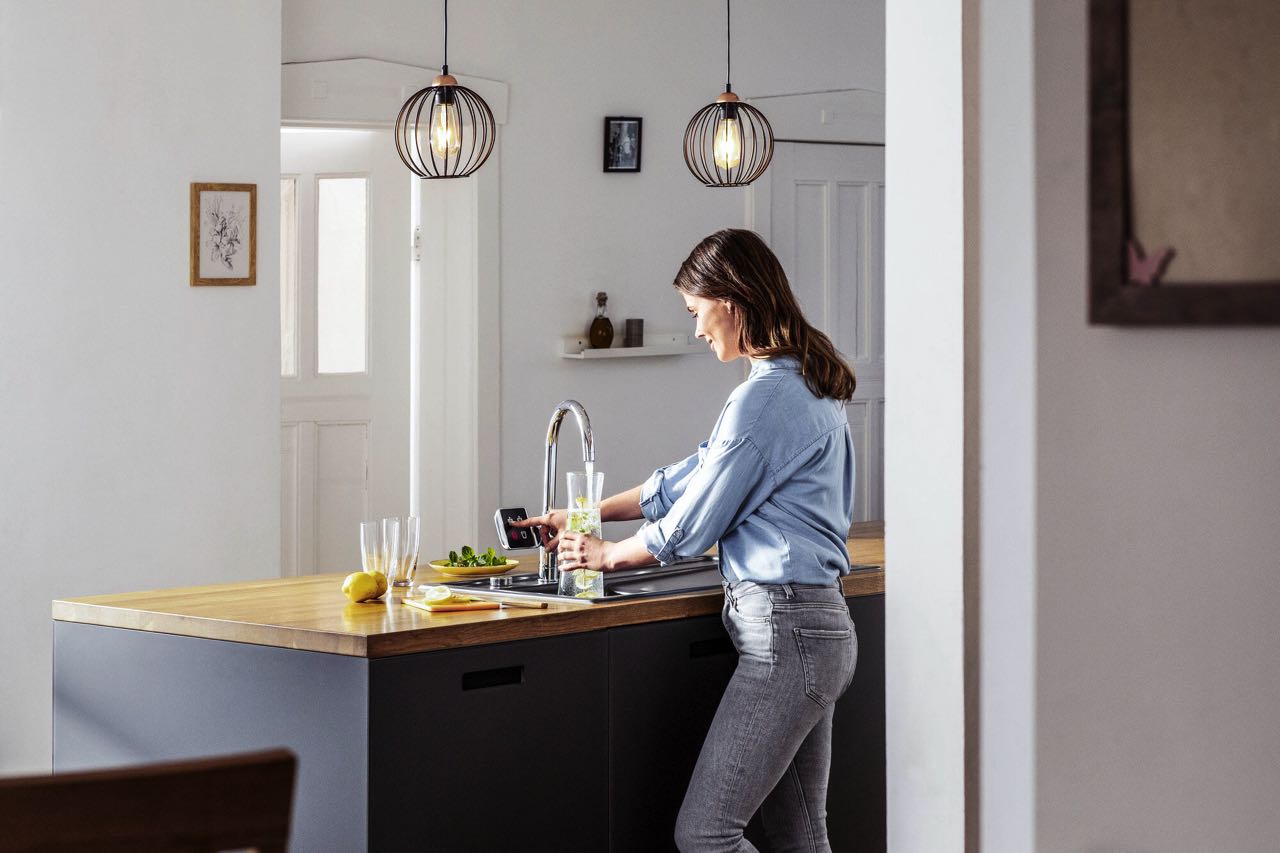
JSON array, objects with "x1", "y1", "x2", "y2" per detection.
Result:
[
  {"x1": 609, "y1": 614, "x2": 740, "y2": 853},
  {"x1": 369, "y1": 632, "x2": 610, "y2": 852}
]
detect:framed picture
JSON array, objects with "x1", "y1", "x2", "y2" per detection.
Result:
[
  {"x1": 190, "y1": 182, "x2": 257, "y2": 286},
  {"x1": 1088, "y1": 0, "x2": 1280, "y2": 325},
  {"x1": 603, "y1": 117, "x2": 642, "y2": 173}
]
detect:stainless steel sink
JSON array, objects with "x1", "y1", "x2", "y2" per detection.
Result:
[
  {"x1": 440, "y1": 557, "x2": 725, "y2": 606},
  {"x1": 439, "y1": 557, "x2": 885, "y2": 606}
]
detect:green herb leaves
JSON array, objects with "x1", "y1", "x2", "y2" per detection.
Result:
[{"x1": 445, "y1": 545, "x2": 506, "y2": 567}]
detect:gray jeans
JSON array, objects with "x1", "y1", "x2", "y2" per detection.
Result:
[{"x1": 675, "y1": 580, "x2": 859, "y2": 853}]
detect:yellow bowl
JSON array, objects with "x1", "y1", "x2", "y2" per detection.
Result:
[{"x1": 427, "y1": 558, "x2": 520, "y2": 578}]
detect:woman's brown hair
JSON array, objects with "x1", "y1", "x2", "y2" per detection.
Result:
[{"x1": 673, "y1": 228, "x2": 856, "y2": 401}]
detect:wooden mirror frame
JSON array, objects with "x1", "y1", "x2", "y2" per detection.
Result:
[{"x1": 1088, "y1": 0, "x2": 1280, "y2": 325}]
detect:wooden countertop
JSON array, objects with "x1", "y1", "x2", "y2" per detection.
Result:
[{"x1": 53, "y1": 526, "x2": 884, "y2": 659}]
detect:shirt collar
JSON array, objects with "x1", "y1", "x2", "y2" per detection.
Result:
[{"x1": 749, "y1": 355, "x2": 801, "y2": 376}]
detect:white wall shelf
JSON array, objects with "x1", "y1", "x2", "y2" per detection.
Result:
[{"x1": 560, "y1": 334, "x2": 705, "y2": 360}]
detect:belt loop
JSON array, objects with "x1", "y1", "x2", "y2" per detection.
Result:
[{"x1": 782, "y1": 583, "x2": 795, "y2": 599}]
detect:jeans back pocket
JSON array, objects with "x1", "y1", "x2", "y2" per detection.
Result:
[{"x1": 792, "y1": 626, "x2": 857, "y2": 708}]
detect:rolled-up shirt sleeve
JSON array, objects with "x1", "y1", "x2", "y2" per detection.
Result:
[
  {"x1": 639, "y1": 436, "x2": 773, "y2": 564},
  {"x1": 638, "y1": 442, "x2": 707, "y2": 522}
]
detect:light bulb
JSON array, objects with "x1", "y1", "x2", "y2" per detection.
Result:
[
  {"x1": 430, "y1": 99, "x2": 462, "y2": 159},
  {"x1": 713, "y1": 115, "x2": 742, "y2": 170}
]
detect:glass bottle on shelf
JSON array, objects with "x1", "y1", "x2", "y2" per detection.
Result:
[{"x1": 588, "y1": 291, "x2": 614, "y2": 349}]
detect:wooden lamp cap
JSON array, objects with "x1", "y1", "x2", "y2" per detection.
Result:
[
  {"x1": 432, "y1": 73, "x2": 458, "y2": 87},
  {"x1": 715, "y1": 91, "x2": 741, "y2": 104}
]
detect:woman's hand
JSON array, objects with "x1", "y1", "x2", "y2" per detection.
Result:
[
  {"x1": 512, "y1": 509, "x2": 566, "y2": 550},
  {"x1": 557, "y1": 532, "x2": 613, "y2": 572}
]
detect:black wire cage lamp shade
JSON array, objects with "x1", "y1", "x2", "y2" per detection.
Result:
[
  {"x1": 394, "y1": 1, "x2": 496, "y2": 178},
  {"x1": 683, "y1": 0, "x2": 774, "y2": 187}
]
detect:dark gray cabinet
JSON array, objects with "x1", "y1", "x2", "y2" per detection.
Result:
[
  {"x1": 609, "y1": 612, "x2": 740, "y2": 852},
  {"x1": 369, "y1": 632, "x2": 610, "y2": 852},
  {"x1": 54, "y1": 594, "x2": 883, "y2": 852},
  {"x1": 54, "y1": 625, "x2": 611, "y2": 853},
  {"x1": 829, "y1": 593, "x2": 887, "y2": 851},
  {"x1": 607, "y1": 594, "x2": 886, "y2": 853}
]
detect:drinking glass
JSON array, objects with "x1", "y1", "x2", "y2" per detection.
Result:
[
  {"x1": 360, "y1": 521, "x2": 383, "y2": 576},
  {"x1": 380, "y1": 517, "x2": 401, "y2": 594},
  {"x1": 391, "y1": 516, "x2": 420, "y2": 587},
  {"x1": 559, "y1": 470, "x2": 605, "y2": 599}
]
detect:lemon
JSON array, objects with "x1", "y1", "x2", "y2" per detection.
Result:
[
  {"x1": 341, "y1": 571, "x2": 380, "y2": 603},
  {"x1": 419, "y1": 585, "x2": 456, "y2": 605},
  {"x1": 372, "y1": 571, "x2": 389, "y2": 597},
  {"x1": 417, "y1": 585, "x2": 476, "y2": 606}
]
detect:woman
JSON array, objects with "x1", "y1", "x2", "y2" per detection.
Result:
[{"x1": 522, "y1": 228, "x2": 858, "y2": 853}]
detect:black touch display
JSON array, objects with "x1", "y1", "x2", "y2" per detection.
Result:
[{"x1": 494, "y1": 507, "x2": 539, "y2": 550}]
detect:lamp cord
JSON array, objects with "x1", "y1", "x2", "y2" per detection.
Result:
[
  {"x1": 444, "y1": 0, "x2": 449, "y2": 70},
  {"x1": 725, "y1": 0, "x2": 731, "y2": 92}
]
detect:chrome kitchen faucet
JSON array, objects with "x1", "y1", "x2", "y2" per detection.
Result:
[{"x1": 540, "y1": 400, "x2": 594, "y2": 583}]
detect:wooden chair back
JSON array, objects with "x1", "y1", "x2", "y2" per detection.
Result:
[{"x1": 0, "y1": 748, "x2": 296, "y2": 852}]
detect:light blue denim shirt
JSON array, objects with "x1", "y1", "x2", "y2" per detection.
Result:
[{"x1": 638, "y1": 356, "x2": 856, "y2": 585}]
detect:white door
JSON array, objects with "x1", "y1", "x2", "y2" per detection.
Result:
[
  {"x1": 280, "y1": 129, "x2": 412, "y2": 575},
  {"x1": 756, "y1": 141, "x2": 886, "y2": 522}
]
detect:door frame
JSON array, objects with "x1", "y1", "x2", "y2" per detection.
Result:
[
  {"x1": 282, "y1": 58, "x2": 508, "y2": 552},
  {"x1": 746, "y1": 88, "x2": 885, "y2": 147}
]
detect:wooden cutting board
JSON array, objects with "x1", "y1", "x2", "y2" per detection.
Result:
[{"x1": 402, "y1": 597, "x2": 500, "y2": 614}]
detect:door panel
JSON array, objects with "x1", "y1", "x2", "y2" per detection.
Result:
[
  {"x1": 847, "y1": 399, "x2": 871, "y2": 525},
  {"x1": 281, "y1": 129, "x2": 411, "y2": 575},
  {"x1": 836, "y1": 180, "x2": 871, "y2": 363},
  {"x1": 314, "y1": 422, "x2": 369, "y2": 573},
  {"x1": 281, "y1": 424, "x2": 300, "y2": 577},
  {"x1": 759, "y1": 141, "x2": 886, "y2": 523},
  {"x1": 793, "y1": 181, "x2": 830, "y2": 330}
]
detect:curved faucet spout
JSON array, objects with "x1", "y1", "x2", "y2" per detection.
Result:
[
  {"x1": 541, "y1": 400, "x2": 594, "y2": 581},
  {"x1": 547, "y1": 399, "x2": 595, "y2": 465}
]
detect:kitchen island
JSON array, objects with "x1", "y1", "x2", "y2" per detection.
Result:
[{"x1": 52, "y1": 528, "x2": 884, "y2": 852}]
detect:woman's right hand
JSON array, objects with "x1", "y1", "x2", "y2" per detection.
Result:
[{"x1": 512, "y1": 509, "x2": 567, "y2": 550}]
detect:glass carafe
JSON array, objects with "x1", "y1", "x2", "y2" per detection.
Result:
[{"x1": 559, "y1": 469, "x2": 605, "y2": 599}]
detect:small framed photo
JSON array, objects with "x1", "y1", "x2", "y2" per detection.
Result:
[
  {"x1": 190, "y1": 182, "x2": 257, "y2": 286},
  {"x1": 603, "y1": 117, "x2": 642, "y2": 173}
]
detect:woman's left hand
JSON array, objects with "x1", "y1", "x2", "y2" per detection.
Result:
[{"x1": 557, "y1": 532, "x2": 612, "y2": 571}]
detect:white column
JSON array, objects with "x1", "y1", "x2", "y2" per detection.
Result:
[{"x1": 884, "y1": 0, "x2": 968, "y2": 849}]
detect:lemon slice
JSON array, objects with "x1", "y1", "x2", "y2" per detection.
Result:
[{"x1": 419, "y1": 585, "x2": 456, "y2": 605}]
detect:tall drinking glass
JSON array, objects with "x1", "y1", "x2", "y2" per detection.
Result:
[
  {"x1": 391, "y1": 516, "x2": 420, "y2": 587},
  {"x1": 380, "y1": 517, "x2": 401, "y2": 596},
  {"x1": 559, "y1": 470, "x2": 605, "y2": 598},
  {"x1": 360, "y1": 521, "x2": 383, "y2": 576}
]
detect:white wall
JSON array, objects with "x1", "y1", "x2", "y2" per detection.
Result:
[
  {"x1": 979, "y1": 1, "x2": 1280, "y2": 850},
  {"x1": 978, "y1": 0, "x2": 1037, "y2": 850},
  {"x1": 883, "y1": 1, "x2": 968, "y2": 849},
  {"x1": 1033, "y1": 3, "x2": 1280, "y2": 850},
  {"x1": 283, "y1": 0, "x2": 885, "y2": 527},
  {"x1": 0, "y1": 0, "x2": 282, "y2": 774}
]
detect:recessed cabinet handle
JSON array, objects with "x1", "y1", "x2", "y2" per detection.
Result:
[
  {"x1": 462, "y1": 665, "x2": 525, "y2": 690},
  {"x1": 689, "y1": 637, "x2": 735, "y2": 659}
]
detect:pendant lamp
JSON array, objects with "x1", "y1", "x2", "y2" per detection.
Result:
[
  {"x1": 683, "y1": 0, "x2": 774, "y2": 187},
  {"x1": 395, "y1": 0, "x2": 496, "y2": 178}
]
